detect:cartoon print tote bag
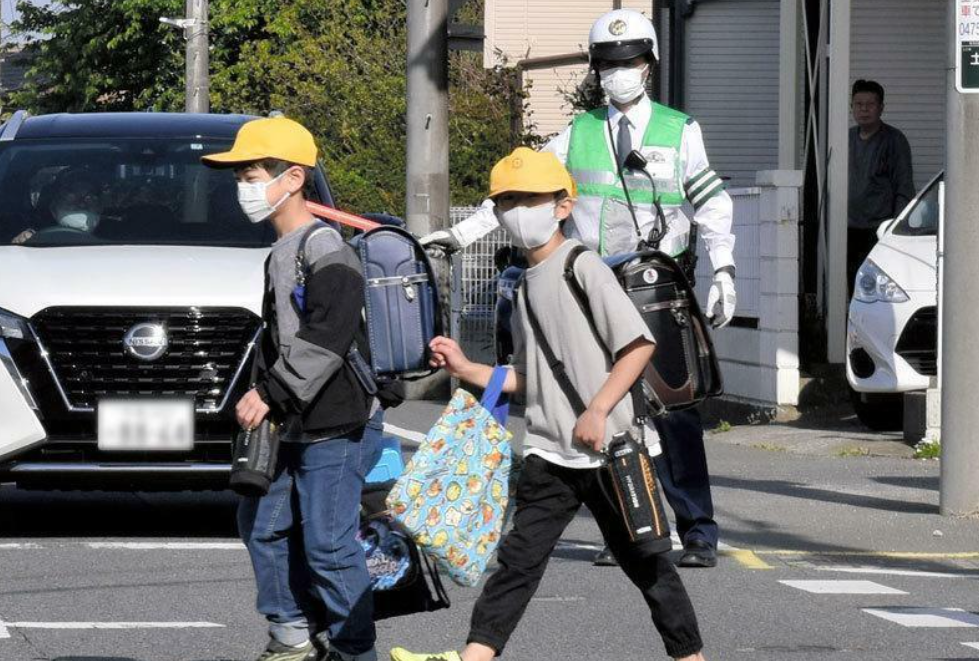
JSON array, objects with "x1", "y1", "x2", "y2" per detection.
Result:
[{"x1": 386, "y1": 366, "x2": 513, "y2": 587}]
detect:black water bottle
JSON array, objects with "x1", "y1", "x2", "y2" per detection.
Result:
[
  {"x1": 604, "y1": 431, "x2": 672, "y2": 555},
  {"x1": 230, "y1": 420, "x2": 280, "y2": 496}
]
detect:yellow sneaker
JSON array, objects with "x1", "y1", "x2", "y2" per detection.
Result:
[{"x1": 388, "y1": 648, "x2": 462, "y2": 661}]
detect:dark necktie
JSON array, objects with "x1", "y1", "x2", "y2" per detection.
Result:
[{"x1": 617, "y1": 115, "x2": 632, "y2": 169}]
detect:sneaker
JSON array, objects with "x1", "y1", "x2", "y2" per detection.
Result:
[
  {"x1": 677, "y1": 540, "x2": 718, "y2": 568},
  {"x1": 256, "y1": 639, "x2": 316, "y2": 661},
  {"x1": 592, "y1": 545, "x2": 618, "y2": 567},
  {"x1": 389, "y1": 648, "x2": 462, "y2": 661}
]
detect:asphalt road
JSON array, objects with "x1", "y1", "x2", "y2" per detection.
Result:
[{"x1": 2, "y1": 408, "x2": 978, "y2": 661}]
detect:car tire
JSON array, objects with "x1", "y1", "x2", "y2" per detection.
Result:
[{"x1": 850, "y1": 389, "x2": 904, "y2": 431}]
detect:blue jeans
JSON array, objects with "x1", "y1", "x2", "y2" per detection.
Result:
[{"x1": 238, "y1": 414, "x2": 382, "y2": 657}]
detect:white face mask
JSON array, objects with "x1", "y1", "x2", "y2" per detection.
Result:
[
  {"x1": 56, "y1": 210, "x2": 100, "y2": 232},
  {"x1": 599, "y1": 65, "x2": 649, "y2": 105},
  {"x1": 237, "y1": 172, "x2": 291, "y2": 224},
  {"x1": 496, "y1": 201, "x2": 560, "y2": 250}
]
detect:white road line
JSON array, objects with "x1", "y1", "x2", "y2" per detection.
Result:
[
  {"x1": 85, "y1": 542, "x2": 245, "y2": 550},
  {"x1": 382, "y1": 423, "x2": 428, "y2": 447},
  {"x1": 0, "y1": 621, "x2": 8, "y2": 640},
  {"x1": 780, "y1": 580, "x2": 907, "y2": 595},
  {"x1": 0, "y1": 543, "x2": 41, "y2": 550},
  {"x1": 814, "y1": 565, "x2": 975, "y2": 579},
  {"x1": 964, "y1": 642, "x2": 979, "y2": 650},
  {"x1": 1, "y1": 621, "x2": 223, "y2": 630},
  {"x1": 863, "y1": 608, "x2": 979, "y2": 628}
]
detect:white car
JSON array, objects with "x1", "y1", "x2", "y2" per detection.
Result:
[
  {"x1": 846, "y1": 172, "x2": 941, "y2": 430},
  {"x1": 0, "y1": 111, "x2": 340, "y2": 489}
]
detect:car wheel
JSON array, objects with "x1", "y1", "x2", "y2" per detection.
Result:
[{"x1": 850, "y1": 389, "x2": 904, "y2": 431}]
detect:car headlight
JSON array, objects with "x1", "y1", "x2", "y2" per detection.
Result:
[
  {"x1": 0, "y1": 308, "x2": 29, "y2": 340},
  {"x1": 854, "y1": 260, "x2": 909, "y2": 304}
]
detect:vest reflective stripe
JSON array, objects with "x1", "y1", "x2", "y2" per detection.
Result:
[{"x1": 566, "y1": 104, "x2": 689, "y2": 255}]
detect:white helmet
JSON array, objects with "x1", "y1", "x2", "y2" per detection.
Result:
[{"x1": 588, "y1": 9, "x2": 659, "y2": 64}]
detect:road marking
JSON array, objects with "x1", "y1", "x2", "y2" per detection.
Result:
[
  {"x1": 780, "y1": 580, "x2": 907, "y2": 595},
  {"x1": 756, "y1": 550, "x2": 979, "y2": 560},
  {"x1": 963, "y1": 642, "x2": 979, "y2": 650},
  {"x1": 726, "y1": 550, "x2": 774, "y2": 570},
  {"x1": 0, "y1": 621, "x2": 224, "y2": 638},
  {"x1": 814, "y1": 565, "x2": 976, "y2": 579},
  {"x1": 0, "y1": 543, "x2": 41, "y2": 550},
  {"x1": 863, "y1": 607, "x2": 979, "y2": 628},
  {"x1": 382, "y1": 423, "x2": 427, "y2": 447},
  {"x1": 85, "y1": 542, "x2": 245, "y2": 551}
]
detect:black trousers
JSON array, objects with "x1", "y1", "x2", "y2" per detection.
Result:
[
  {"x1": 653, "y1": 408, "x2": 718, "y2": 547},
  {"x1": 468, "y1": 455, "x2": 703, "y2": 659}
]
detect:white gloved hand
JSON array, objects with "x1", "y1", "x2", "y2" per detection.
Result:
[
  {"x1": 419, "y1": 229, "x2": 461, "y2": 251},
  {"x1": 706, "y1": 271, "x2": 737, "y2": 328}
]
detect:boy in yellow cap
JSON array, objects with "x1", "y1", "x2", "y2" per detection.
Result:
[
  {"x1": 203, "y1": 116, "x2": 383, "y2": 661},
  {"x1": 390, "y1": 148, "x2": 706, "y2": 661}
]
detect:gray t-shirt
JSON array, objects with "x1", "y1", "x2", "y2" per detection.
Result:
[
  {"x1": 848, "y1": 123, "x2": 915, "y2": 229},
  {"x1": 512, "y1": 239, "x2": 655, "y2": 469}
]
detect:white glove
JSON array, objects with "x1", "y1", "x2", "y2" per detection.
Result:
[
  {"x1": 706, "y1": 271, "x2": 736, "y2": 328},
  {"x1": 419, "y1": 229, "x2": 461, "y2": 251}
]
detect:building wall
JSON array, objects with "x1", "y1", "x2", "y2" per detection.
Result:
[
  {"x1": 483, "y1": 0, "x2": 655, "y2": 137},
  {"x1": 851, "y1": 0, "x2": 947, "y2": 190},
  {"x1": 683, "y1": 0, "x2": 782, "y2": 188}
]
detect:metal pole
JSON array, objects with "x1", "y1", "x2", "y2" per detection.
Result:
[
  {"x1": 185, "y1": 0, "x2": 209, "y2": 113},
  {"x1": 940, "y1": 0, "x2": 979, "y2": 517},
  {"x1": 405, "y1": 0, "x2": 449, "y2": 238},
  {"x1": 406, "y1": 0, "x2": 450, "y2": 397}
]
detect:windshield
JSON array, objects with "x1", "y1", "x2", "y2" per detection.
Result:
[
  {"x1": 892, "y1": 178, "x2": 940, "y2": 237},
  {"x1": 0, "y1": 138, "x2": 327, "y2": 248}
]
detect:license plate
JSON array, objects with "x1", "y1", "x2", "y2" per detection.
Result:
[{"x1": 98, "y1": 400, "x2": 194, "y2": 452}]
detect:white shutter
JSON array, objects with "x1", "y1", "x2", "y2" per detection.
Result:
[
  {"x1": 851, "y1": 0, "x2": 946, "y2": 191},
  {"x1": 683, "y1": 0, "x2": 781, "y2": 188}
]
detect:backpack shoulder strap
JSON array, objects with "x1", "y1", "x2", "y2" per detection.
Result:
[{"x1": 295, "y1": 220, "x2": 330, "y2": 286}]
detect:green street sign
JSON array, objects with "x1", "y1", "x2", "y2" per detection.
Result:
[{"x1": 958, "y1": 0, "x2": 979, "y2": 93}]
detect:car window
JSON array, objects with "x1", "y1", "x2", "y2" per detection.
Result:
[
  {"x1": 0, "y1": 138, "x2": 328, "y2": 248},
  {"x1": 892, "y1": 180, "x2": 940, "y2": 237}
]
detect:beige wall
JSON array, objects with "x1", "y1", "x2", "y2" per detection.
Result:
[{"x1": 484, "y1": 0, "x2": 655, "y2": 137}]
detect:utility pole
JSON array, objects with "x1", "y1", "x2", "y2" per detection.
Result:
[
  {"x1": 940, "y1": 0, "x2": 979, "y2": 517},
  {"x1": 184, "y1": 0, "x2": 209, "y2": 113},
  {"x1": 405, "y1": 0, "x2": 449, "y2": 239}
]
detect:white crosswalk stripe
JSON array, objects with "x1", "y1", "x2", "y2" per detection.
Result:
[
  {"x1": 780, "y1": 580, "x2": 907, "y2": 595},
  {"x1": 863, "y1": 608, "x2": 979, "y2": 628}
]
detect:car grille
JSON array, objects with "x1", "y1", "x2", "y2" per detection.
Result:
[
  {"x1": 31, "y1": 307, "x2": 261, "y2": 411},
  {"x1": 895, "y1": 306, "x2": 937, "y2": 376}
]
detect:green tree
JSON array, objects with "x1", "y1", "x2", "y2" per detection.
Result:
[{"x1": 7, "y1": 0, "x2": 535, "y2": 214}]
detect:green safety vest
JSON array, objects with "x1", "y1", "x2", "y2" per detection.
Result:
[{"x1": 565, "y1": 103, "x2": 687, "y2": 256}]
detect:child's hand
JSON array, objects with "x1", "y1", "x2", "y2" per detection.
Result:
[
  {"x1": 429, "y1": 336, "x2": 472, "y2": 378},
  {"x1": 573, "y1": 407, "x2": 608, "y2": 453}
]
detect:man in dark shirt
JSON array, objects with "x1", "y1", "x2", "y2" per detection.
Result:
[{"x1": 847, "y1": 79, "x2": 915, "y2": 292}]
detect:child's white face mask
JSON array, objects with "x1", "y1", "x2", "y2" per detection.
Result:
[
  {"x1": 495, "y1": 201, "x2": 560, "y2": 250},
  {"x1": 237, "y1": 171, "x2": 290, "y2": 224}
]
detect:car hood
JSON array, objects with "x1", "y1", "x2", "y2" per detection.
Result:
[
  {"x1": 0, "y1": 245, "x2": 269, "y2": 319},
  {"x1": 867, "y1": 233, "x2": 937, "y2": 294}
]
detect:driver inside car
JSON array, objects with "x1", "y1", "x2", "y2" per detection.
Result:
[{"x1": 11, "y1": 169, "x2": 104, "y2": 244}]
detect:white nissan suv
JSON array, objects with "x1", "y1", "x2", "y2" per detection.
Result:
[{"x1": 0, "y1": 111, "x2": 338, "y2": 489}]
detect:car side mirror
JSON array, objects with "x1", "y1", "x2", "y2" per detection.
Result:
[{"x1": 876, "y1": 221, "x2": 891, "y2": 240}]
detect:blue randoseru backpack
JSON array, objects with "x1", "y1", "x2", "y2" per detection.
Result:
[{"x1": 292, "y1": 220, "x2": 441, "y2": 385}]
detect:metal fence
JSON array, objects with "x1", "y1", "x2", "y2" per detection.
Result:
[
  {"x1": 450, "y1": 189, "x2": 763, "y2": 361},
  {"x1": 449, "y1": 207, "x2": 508, "y2": 365}
]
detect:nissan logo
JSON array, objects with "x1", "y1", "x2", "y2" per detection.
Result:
[{"x1": 123, "y1": 323, "x2": 169, "y2": 362}]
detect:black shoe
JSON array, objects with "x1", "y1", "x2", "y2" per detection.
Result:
[
  {"x1": 678, "y1": 540, "x2": 717, "y2": 568},
  {"x1": 592, "y1": 545, "x2": 618, "y2": 567}
]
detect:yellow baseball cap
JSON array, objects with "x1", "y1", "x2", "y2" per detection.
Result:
[
  {"x1": 489, "y1": 147, "x2": 577, "y2": 199},
  {"x1": 202, "y1": 116, "x2": 318, "y2": 168}
]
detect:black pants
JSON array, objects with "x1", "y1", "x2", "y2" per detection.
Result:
[
  {"x1": 848, "y1": 226, "x2": 880, "y2": 296},
  {"x1": 653, "y1": 408, "x2": 718, "y2": 547},
  {"x1": 468, "y1": 455, "x2": 703, "y2": 659}
]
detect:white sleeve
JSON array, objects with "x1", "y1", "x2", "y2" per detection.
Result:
[
  {"x1": 541, "y1": 125, "x2": 572, "y2": 165},
  {"x1": 448, "y1": 199, "x2": 500, "y2": 248},
  {"x1": 448, "y1": 124, "x2": 574, "y2": 249},
  {"x1": 681, "y1": 120, "x2": 735, "y2": 272}
]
